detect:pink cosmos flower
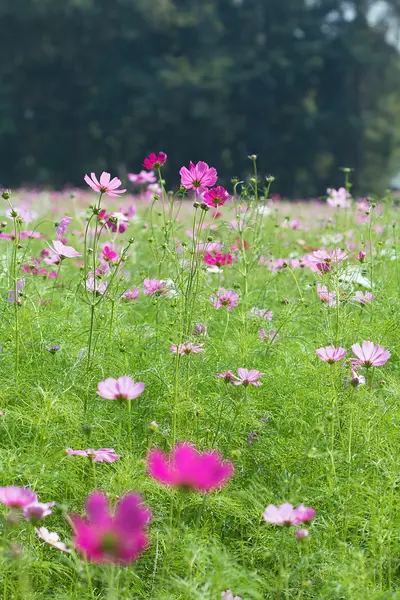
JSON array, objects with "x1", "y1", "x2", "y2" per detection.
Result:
[
  {"x1": 232, "y1": 368, "x2": 264, "y2": 386},
  {"x1": 7, "y1": 279, "x2": 25, "y2": 304},
  {"x1": 316, "y1": 284, "x2": 337, "y2": 306},
  {"x1": 351, "y1": 291, "x2": 375, "y2": 304},
  {"x1": 122, "y1": 288, "x2": 140, "y2": 301},
  {"x1": 66, "y1": 448, "x2": 120, "y2": 463},
  {"x1": 216, "y1": 371, "x2": 236, "y2": 383},
  {"x1": 316, "y1": 346, "x2": 347, "y2": 363},
  {"x1": 49, "y1": 240, "x2": 81, "y2": 259},
  {"x1": 295, "y1": 529, "x2": 309, "y2": 540},
  {"x1": 193, "y1": 322, "x2": 207, "y2": 336},
  {"x1": 128, "y1": 170, "x2": 157, "y2": 184},
  {"x1": 203, "y1": 252, "x2": 235, "y2": 268},
  {"x1": 56, "y1": 216, "x2": 72, "y2": 240},
  {"x1": 147, "y1": 442, "x2": 234, "y2": 492},
  {"x1": 102, "y1": 245, "x2": 119, "y2": 262},
  {"x1": 36, "y1": 527, "x2": 71, "y2": 552},
  {"x1": 23, "y1": 501, "x2": 55, "y2": 522},
  {"x1": 99, "y1": 210, "x2": 129, "y2": 234},
  {"x1": 349, "y1": 368, "x2": 366, "y2": 387},
  {"x1": 263, "y1": 503, "x2": 315, "y2": 526},
  {"x1": 222, "y1": 591, "x2": 242, "y2": 600},
  {"x1": 143, "y1": 278, "x2": 175, "y2": 297},
  {"x1": 179, "y1": 161, "x2": 218, "y2": 195},
  {"x1": 0, "y1": 486, "x2": 37, "y2": 508},
  {"x1": 85, "y1": 273, "x2": 108, "y2": 296},
  {"x1": 327, "y1": 187, "x2": 351, "y2": 209},
  {"x1": 351, "y1": 341, "x2": 391, "y2": 367},
  {"x1": 210, "y1": 288, "x2": 239, "y2": 311},
  {"x1": 143, "y1": 152, "x2": 167, "y2": 170},
  {"x1": 84, "y1": 172, "x2": 126, "y2": 197},
  {"x1": 170, "y1": 343, "x2": 204, "y2": 355},
  {"x1": 203, "y1": 186, "x2": 230, "y2": 208},
  {"x1": 258, "y1": 329, "x2": 279, "y2": 343},
  {"x1": 97, "y1": 376, "x2": 145, "y2": 401},
  {"x1": 358, "y1": 251, "x2": 366, "y2": 263},
  {"x1": 70, "y1": 491, "x2": 151, "y2": 564},
  {"x1": 308, "y1": 248, "x2": 347, "y2": 272},
  {"x1": 250, "y1": 307, "x2": 273, "y2": 320}
]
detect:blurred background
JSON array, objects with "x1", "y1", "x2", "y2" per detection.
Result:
[{"x1": 1, "y1": 0, "x2": 400, "y2": 197}]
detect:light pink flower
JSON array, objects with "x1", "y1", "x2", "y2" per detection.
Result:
[
  {"x1": 216, "y1": 371, "x2": 236, "y2": 383},
  {"x1": 36, "y1": 527, "x2": 71, "y2": 553},
  {"x1": 258, "y1": 329, "x2": 279, "y2": 343},
  {"x1": 66, "y1": 448, "x2": 120, "y2": 463},
  {"x1": 316, "y1": 284, "x2": 337, "y2": 306},
  {"x1": 295, "y1": 529, "x2": 309, "y2": 540},
  {"x1": 147, "y1": 442, "x2": 234, "y2": 492},
  {"x1": 221, "y1": 591, "x2": 242, "y2": 600},
  {"x1": 85, "y1": 273, "x2": 108, "y2": 295},
  {"x1": 143, "y1": 152, "x2": 167, "y2": 170},
  {"x1": 250, "y1": 307, "x2": 273, "y2": 320},
  {"x1": 84, "y1": 172, "x2": 126, "y2": 197},
  {"x1": 210, "y1": 288, "x2": 239, "y2": 311},
  {"x1": 128, "y1": 170, "x2": 157, "y2": 184},
  {"x1": 203, "y1": 186, "x2": 230, "y2": 207},
  {"x1": 193, "y1": 322, "x2": 207, "y2": 336},
  {"x1": 49, "y1": 240, "x2": 81, "y2": 259},
  {"x1": 170, "y1": 343, "x2": 204, "y2": 355},
  {"x1": 308, "y1": 248, "x2": 347, "y2": 272},
  {"x1": 0, "y1": 486, "x2": 37, "y2": 508},
  {"x1": 351, "y1": 291, "x2": 375, "y2": 304},
  {"x1": 316, "y1": 346, "x2": 347, "y2": 364},
  {"x1": 56, "y1": 216, "x2": 72, "y2": 240},
  {"x1": 349, "y1": 368, "x2": 366, "y2": 387},
  {"x1": 327, "y1": 187, "x2": 351, "y2": 208},
  {"x1": 263, "y1": 503, "x2": 315, "y2": 526},
  {"x1": 351, "y1": 341, "x2": 391, "y2": 367},
  {"x1": 122, "y1": 288, "x2": 140, "y2": 301},
  {"x1": 179, "y1": 161, "x2": 218, "y2": 195},
  {"x1": 232, "y1": 368, "x2": 264, "y2": 386},
  {"x1": 294, "y1": 504, "x2": 316, "y2": 524},
  {"x1": 70, "y1": 491, "x2": 151, "y2": 564},
  {"x1": 97, "y1": 376, "x2": 145, "y2": 401},
  {"x1": 143, "y1": 279, "x2": 175, "y2": 297},
  {"x1": 23, "y1": 501, "x2": 55, "y2": 522}
]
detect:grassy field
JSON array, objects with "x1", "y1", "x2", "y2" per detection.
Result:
[{"x1": 0, "y1": 164, "x2": 399, "y2": 600}]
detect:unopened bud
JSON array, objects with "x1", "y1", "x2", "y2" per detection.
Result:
[
  {"x1": 193, "y1": 201, "x2": 200, "y2": 209},
  {"x1": 149, "y1": 421, "x2": 159, "y2": 431},
  {"x1": 1, "y1": 189, "x2": 11, "y2": 200}
]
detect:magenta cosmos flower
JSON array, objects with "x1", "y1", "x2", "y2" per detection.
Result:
[
  {"x1": 143, "y1": 278, "x2": 175, "y2": 298},
  {"x1": 232, "y1": 368, "x2": 264, "y2": 386},
  {"x1": 203, "y1": 186, "x2": 230, "y2": 208},
  {"x1": 179, "y1": 161, "x2": 218, "y2": 195},
  {"x1": 97, "y1": 376, "x2": 145, "y2": 401},
  {"x1": 143, "y1": 152, "x2": 167, "y2": 170},
  {"x1": 84, "y1": 172, "x2": 126, "y2": 197},
  {"x1": 203, "y1": 252, "x2": 234, "y2": 268},
  {"x1": 0, "y1": 485, "x2": 37, "y2": 508},
  {"x1": 351, "y1": 341, "x2": 391, "y2": 367},
  {"x1": 147, "y1": 443, "x2": 234, "y2": 492},
  {"x1": 66, "y1": 448, "x2": 120, "y2": 463},
  {"x1": 70, "y1": 491, "x2": 151, "y2": 564},
  {"x1": 211, "y1": 288, "x2": 239, "y2": 311},
  {"x1": 122, "y1": 288, "x2": 140, "y2": 301},
  {"x1": 170, "y1": 342, "x2": 204, "y2": 355},
  {"x1": 263, "y1": 503, "x2": 315, "y2": 526},
  {"x1": 316, "y1": 346, "x2": 347, "y2": 364},
  {"x1": 49, "y1": 240, "x2": 81, "y2": 259}
]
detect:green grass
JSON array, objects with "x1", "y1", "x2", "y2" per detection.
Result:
[{"x1": 0, "y1": 186, "x2": 400, "y2": 599}]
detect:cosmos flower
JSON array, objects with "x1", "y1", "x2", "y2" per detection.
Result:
[
  {"x1": 179, "y1": 161, "x2": 218, "y2": 195},
  {"x1": 36, "y1": 527, "x2": 71, "y2": 552},
  {"x1": 210, "y1": 288, "x2": 239, "y2": 311},
  {"x1": 232, "y1": 368, "x2": 264, "y2": 386},
  {"x1": 147, "y1": 442, "x2": 234, "y2": 492},
  {"x1": 23, "y1": 501, "x2": 55, "y2": 522},
  {"x1": 203, "y1": 186, "x2": 230, "y2": 208},
  {"x1": 351, "y1": 341, "x2": 391, "y2": 367},
  {"x1": 49, "y1": 240, "x2": 81, "y2": 260},
  {"x1": 327, "y1": 187, "x2": 351, "y2": 209},
  {"x1": 250, "y1": 307, "x2": 273, "y2": 320},
  {"x1": 316, "y1": 284, "x2": 337, "y2": 306},
  {"x1": 262, "y1": 503, "x2": 315, "y2": 526},
  {"x1": 84, "y1": 172, "x2": 126, "y2": 197},
  {"x1": 55, "y1": 216, "x2": 72, "y2": 240},
  {"x1": 97, "y1": 376, "x2": 145, "y2": 401},
  {"x1": 258, "y1": 329, "x2": 279, "y2": 343},
  {"x1": 170, "y1": 343, "x2": 204, "y2": 355},
  {"x1": 216, "y1": 371, "x2": 236, "y2": 383},
  {"x1": 203, "y1": 252, "x2": 235, "y2": 268},
  {"x1": 0, "y1": 486, "x2": 38, "y2": 508},
  {"x1": 143, "y1": 152, "x2": 167, "y2": 170},
  {"x1": 122, "y1": 288, "x2": 140, "y2": 301},
  {"x1": 66, "y1": 448, "x2": 120, "y2": 463},
  {"x1": 351, "y1": 291, "x2": 375, "y2": 304},
  {"x1": 316, "y1": 346, "x2": 347, "y2": 364},
  {"x1": 128, "y1": 170, "x2": 157, "y2": 184},
  {"x1": 143, "y1": 279, "x2": 176, "y2": 298},
  {"x1": 221, "y1": 591, "x2": 242, "y2": 600}
]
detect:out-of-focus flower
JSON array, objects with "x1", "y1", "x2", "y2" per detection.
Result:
[
  {"x1": 56, "y1": 216, "x2": 72, "y2": 240},
  {"x1": 358, "y1": 251, "x2": 366, "y2": 263},
  {"x1": 295, "y1": 528, "x2": 309, "y2": 541},
  {"x1": 263, "y1": 503, "x2": 315, "y2": 526},
  {"x1": 128, "y1": 170, "x2": 157, "y2": 184},
  {"x1": 66, "y1": 448, "x2": 120, "y2": 463},
  {"x1": 23, "y1": 501, "x2": 55, "y2": 522},
  {"x1": 143, "y1": 279, "x2": 176, "y2": 298},
  {"x1": 250, "y1": 307, "x2": 273, "y2": 320},
  {"x1": 36, "y1": 527, "x2": 71, "y2": 552},
  {"x1": 258, "y1": 328, "x2": 279, "y2": 343},
  {"x1": 221, "y1": 591, "x2": 242, "y2": 600},
  {"x1": 84, "y1": 172, "x2": 126, "y2": 197},
  {"x1": 351, "y1": 291, "x2": 375, "y2": 304},
  {"x1": 122, "y1": 288, "x2": 140, "y2": 301},
  {"x1": 316, "y1": 284, "x2": 337, "y2": 306},
  {"x1": 216, "y1": 371, "x2": 236, "y2": 383},
  {"x1": 0, "y1": 486, "x2": 38, "y2": 508},
  {"x1": 327, "y1": 187, "x2": 351, "y2": 209}
]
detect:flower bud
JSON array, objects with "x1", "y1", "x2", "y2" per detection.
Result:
[
  {"x1": 358, "y1": 251, "x2": 366, "y2": 263},
  {"x1": 149, "y1": 421, "x2": 159, "y2": 431},
  {"x1": 2, "y1": 189, "x2": 11, "y2": 200}
]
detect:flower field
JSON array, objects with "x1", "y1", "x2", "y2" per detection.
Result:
[{"x1": 0, "y1": 157, "x2": 398, "y2": 599}]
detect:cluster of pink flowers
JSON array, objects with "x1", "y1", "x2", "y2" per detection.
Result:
[
  {"x1": 316, "y1": 341, "x2": 391, "y2": 368},
  {"x1": 179, "y1": 161, "x2": 230, "y2": 208},
  {"x1": 0, "y1": 486, "x2": 55, "y2": 523},
  {"x1": 327, "y1": 187, "x2": 351, "y2": 209},
  {"x1": 307, "y1": 248, "x2": 347, "y2": 273}
]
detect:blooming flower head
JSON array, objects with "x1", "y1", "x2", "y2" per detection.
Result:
[
  {"x1": 351, "y1": 291, "x2": 375, "y2": 304},
  {"x1": 69, "y1": 491, "x2": 152, "y2": 564},
  {"x1": 122, "y1": 288, "x2": 140, "y2": 301},
  {"x1": 211, "y1": 288, "x2": 239, "y2": 311},
  {"x1": 250, "y1": 307, "x2": 273, "y2": 321},
  {"x1": 221, "y1": 591, "x2": 242, "y2": 600},
  {"x1": 232, "y1": 368, "x2": 264, "y2": 386},
  {"x1": 97, "y1": 376, "x2": 145, "y2": 401},
  {"x1": 203, "y1": 186, "x2": 230, "y2": 208},
  {"x1": 66, "y1": 448, "x2": 120, "y2": 463},
  {"x1": 216, "y1": 370, "x2": 236, "y2": 383},
  {"x1": 36, "y1": 527, "x2": 71, "y2": 552},
  {"x1": 309, "y1": 248, "x2": 348, "y2": 272},
  {"x1": 316, "y1": 284, "x2": 337, "y2": 307},
  {"x1": 143, "y1": 152, "x2": 167, "y2": 170},
  {"x1": 85, "y1": 273, "x2": 108, "y2": 296},
  {"x1": 49, "y1": 240, "x2": 81, "y2": 260},
  {"x1": 258, "y1": 328, "x2": 279, "y2": 344},
  {"x1": 0, "y1": 486, "x2": 38, "y2": 508},
  {"x1": 170, "y1": 342, "x2": 204, "y2": 355},
  {"x1": 316, "y1": 346, "x2": 347, "y2": 364},
  {"x1": 143, "y1": 278, "x2": 175, "y2": 298},
  {"x1": 128, "y1": 170, "x2": 157, "y2": 184},
  {"x1": 147, "y1": 442, "x2": 234, "y2": 492},
  {"x1": 56, "y1": 216, "x2": 72, "y2": 240},
  {"x1": 103, "y1": 211, "x2": 129, "y2": 234},
  {"x1": 203, "y1": 252, "x2": 235, "y2": 268},
  {"x1": 84, "y1": 172, "x2": 126, "y2": 197},
  {"x1": 351, "y1": 341, "x2": 391, "y2": 367},
  {"x1": 102, "y1": 245, "x2": 119, "y2": 262},
  {"x1": 23, "y1": 501, "x2": 55, "y2": 522},
  {"x1": 179, "y1": 161, "x2": 218, "y2": 195},
  {"x1": 263, "y1": 503, "x2": 315, "y2": 526},
  {"x1": 327, "y1": 187, "x2": 351, "y2": 209}
]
